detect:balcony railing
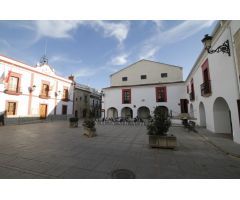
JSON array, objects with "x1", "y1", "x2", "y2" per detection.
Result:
[
  {"x1": 200, "y1": 80, "x2": 212, "y2": 97},
  {"x1": 39, "y1": 92, "x2": 50, "y2": 99},
  {"x1": 4, "y1": 88, "x2": 22, "y2": 95},
  {"x1": 189, "y1": 92, "x2": 195, "y2": 101}
]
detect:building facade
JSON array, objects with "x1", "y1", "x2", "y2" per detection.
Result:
[
  {"x1": 185, "y1": 20, "x2": 240, "y2": 143},
  {"x1": 102, "y1": 60, "x2": 185, "y2": 120},
  {"x1": 102, "y1": 20, "x2": 240, "y2": 144},
  {"x1": 0, "y1": 55, "x2": 74, "y2": 124},
  {"x1": 89, "y1": 88, "x2": 101, "y2": 118},
  {"x1": 73, "y1": 83, "x2": 91, "y2": 119},
  {"x1": 73, "y1": 82, "x2": 101, "y2": 119}
]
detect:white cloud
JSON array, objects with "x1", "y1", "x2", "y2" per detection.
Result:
[
  {"x1": 138, "y1": 20, "x2": 215, "y2": 60},
  {"x1": 164, "y1": 20, "x2": 215, "y2": 42},
  {"x1": 85, "y1": 21, "x2": 130, "y2": 44},
  {"x1": 50, "y1": 55, "x2": 82, "y2": 64},
  {"x1": 34, "y1": 21, "x2": 82, "y2": 39},
  {"x1": 0, "y1": 39, "x2": 11, "y2": 54},
  {"x1": 153, "y1": 20, "x2": 164, "y2": 30},
  {"x1": 74, "y1": 68, "x2": 98, "y2": 78},
  {"x1": 22, "y1": 21, "x2": 130, "y2": 44},
  {"x1": 111, "y1": 54, "x2": 128, "y2": 65}
]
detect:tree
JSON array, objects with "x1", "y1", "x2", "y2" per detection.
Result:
[{"x1": 147, "y1": 106, "x2": 171, "y2": 136}]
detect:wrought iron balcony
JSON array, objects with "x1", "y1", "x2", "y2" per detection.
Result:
[
  {"x1": 189, "y1": 91, "x2": 195, "y2": 101},
  {"x1": 200, "y1": 80, "x2": 212, "y2": 97}
]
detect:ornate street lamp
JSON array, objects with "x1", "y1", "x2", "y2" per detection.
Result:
[{"x1": 201, "y1": 34, "x2": 231, "y2": 56}]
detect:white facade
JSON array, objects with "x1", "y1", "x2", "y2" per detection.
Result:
[
  {"x1": 102, "y1": 83, "x2": 185, "y2": 119},
  {"x1": 185, "y1": 21, "x2": 240, "y2": 144},
  {"x1": 110, "y1": 59, "x2": 183, "y2": 86},
  {"x1": 0, "y1": 55, "x2": 73, "y2": 123},
  {"x1": 102, "y1": 60, "x2": 185, "y2": 119}
]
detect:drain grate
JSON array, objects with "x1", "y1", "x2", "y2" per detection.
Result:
[{"x1": 111, "y1": 169, "x2": 136, "y2": 179}]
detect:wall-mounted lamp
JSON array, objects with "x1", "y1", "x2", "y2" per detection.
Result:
[
  {"x1": 201, "y1": 34, "x2": 230, "y2": 56},
  {"x1": 28, "y1": 85, "x2": 36, "y2": 93},
  {"x1": 55, "y1": 90, "x2": 61, "y2": 97}
]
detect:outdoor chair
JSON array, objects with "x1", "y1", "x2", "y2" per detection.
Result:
[{"x1": 184, "y1": 120, "x2": 198, "y2": 133}]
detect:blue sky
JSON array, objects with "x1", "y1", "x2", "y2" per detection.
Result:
[{"x1": 0, "y1": 20, "x2": 217, "y2": 89}]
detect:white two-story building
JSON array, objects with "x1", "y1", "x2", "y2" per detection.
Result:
[
  {"x1": 185, "y1": 20, "x2": 240, "y2": 143},
  {"x1": 102, "y1": 60, "x2": 186, "y2": 120},
  {"x1": 0, "y1": 55, "x2": 74, "y2": 124}
]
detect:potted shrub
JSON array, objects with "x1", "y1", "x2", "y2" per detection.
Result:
[
  {"x1": 82, "y1": 118, "x2": 97, "y2": 137},
  {"x1": 147, "y1": 106, "x2": 176, "y2": 149},
  {"x1": 69, "y1": 117, "x2": 78, "y2": 128}
]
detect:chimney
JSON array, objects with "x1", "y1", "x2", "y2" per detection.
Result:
[{"x1": 68, "y1": 75, "x2": 74, "y2": 81}]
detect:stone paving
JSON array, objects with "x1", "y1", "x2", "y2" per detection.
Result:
[{"x1": 0, "y1": 121, "x2": 240, "y2": 179}]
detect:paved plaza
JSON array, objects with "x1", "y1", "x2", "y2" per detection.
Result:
[{"x1": 0, "y1": 121, "x2": 240, "y2": 178}]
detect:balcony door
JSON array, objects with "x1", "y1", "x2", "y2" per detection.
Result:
[{"x1": 203, "y1": 68, "x2": 209, "y2": 82}]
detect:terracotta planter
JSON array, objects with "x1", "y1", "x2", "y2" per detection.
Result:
[
  {"x1": 83, "y1": 127, "x2": 97, "y2": 137},
  {"x1": 69, "y1": 121, "x2": 78, "y2": 128},
  {"x1": 149, "y1": 135, "x2": 177, "y2": 149}
]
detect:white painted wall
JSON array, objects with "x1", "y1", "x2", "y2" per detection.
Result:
[
  {"x1": 0, "y1": 55, "x2": 73, "y2": 118},
  {"x1": 110, "y1": 60, "x2": 183, "y2": 86},
  {"x1": 102, "y1": 83, "x2": 185, "y2": 119},
  {"x1": 185, "y1": 21, "x2": 240, "y2": 143}
]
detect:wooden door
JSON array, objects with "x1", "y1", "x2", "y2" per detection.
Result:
[
  {"x1": 180, "y1": 99, "x2": 188, "y2": 113},
  {"x1": 40, "y1": 104, "x2": 47, "y2": 119}
]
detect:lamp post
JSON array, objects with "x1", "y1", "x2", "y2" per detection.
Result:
[{"x1": 201, "y1": 34, "x2": 231, "y2": 56}]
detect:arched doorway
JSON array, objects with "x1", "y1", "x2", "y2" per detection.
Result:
[
  {"x1": 199, "y1": 102, "x2": 206, "y2": 127},
  {"x1": 213, "y1": 97, "x2": 232, "y2": 135},
  {"x1": 189, "y1": 104, "x2": 194, "y2": 118},
  {"x1": 156, "y1": 106, "x2": 169, "y2": 117},
  {"x1": 107, "y1": 107, "x2": 118, "y2": 118},
  {"x1": 137, "y1": 106, "x2": 150, "y2": 119},
  {"x1": 121, "y1": 107, "x2": 133, "y2": 118}
]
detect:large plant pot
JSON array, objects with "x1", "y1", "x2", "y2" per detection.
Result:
[
  {"x1": 149, "y1": 135, "x2": 177, "y2": 149},
  {"x1": 69, "y1": 121, "x2": 78, "y2": 128},
  {"x1": 83, "y1": 127, "x2": 97, "y2": 137}
]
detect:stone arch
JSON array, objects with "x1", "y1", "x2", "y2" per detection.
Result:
[
  {"x1": 137, "y1": 106, "x2": 150, "y2": 119},
  {"x1": 213, "y1": 97, "x2": 232, "y2": 135},
  {"x1": 199, "y1": 102, "x2": 206, "y2": 127},
  {"x1": 156, "y1": 106, "x2": 169, "y2": 117},
  {"x1": 107, "y1": 107, "x2": 118, "y2": 118},
  {"x1": 121, "y1": 107, "x2": 133, "y2": 118}
]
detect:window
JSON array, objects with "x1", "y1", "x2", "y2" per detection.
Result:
[
  {"x1": 122, "y1": 89, "x2": 131, "y2": 104},
  {"x1": 62, "y1": 105, "x2": 67, "y2": 115},
  {"x1": 7, "y1": 102, "x2": 17, "y2": 115},
  {"x1": 62, "y1": 88, "x2": 69, "y2": 100},
  {"x1": 76, "y1": 98, "x2": 78, "y2": 101},
  {"x1": 161, "y1": 73, "x2": 168, "y2": 78},
  {"x1": 84, "y1": 95, "x2": 88, "y2": 103},
  {"x1": 187, "y1": 85, "x2": 189, "y2": 94},
  {"x1": 122, "y1": 77, "x2": 128, "y2": 81},
  {"x1": 41, "y1": 83, "x2": 49, "y2": 97},
  {"x1": 156, "y1": 87, "x2": 167, "y2": 102},
  {"x1": 141, "y1": 75, "x2": 147, "y2": 80},
  {"x1": 5, "y1": 72, "x2": 22, "y2": 95},
  {"x1": 201, "y1": 59, "x2": 211, "y2": 96},
  {"x1": 190, "y1": 79, "x2": 195, "y2": 101},
  {"x1": 8, "y1": 76, "x2": 19, "y2": 92}
]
